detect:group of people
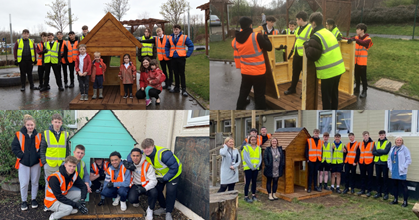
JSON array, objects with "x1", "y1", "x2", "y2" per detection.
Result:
[
  {"x1": 217, "y1": 127, "x2": 412, "y2": 207},
  {"x1": 11, "y1": 113, "x2": 182, "y2": 220},
  {"x1": 232, "y1": 11, "x2": 373, "y2": 110}
]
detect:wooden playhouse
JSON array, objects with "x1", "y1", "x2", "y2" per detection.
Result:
[
  {"x1": 257, "y1": 127, "x2": 332, "y2": 201},
  {"x1": 69, "y1": 12, "x2": 145, "y2": 110},
  {"x1": 66, "y1": 110, "x2": 142, "y2": 219}
]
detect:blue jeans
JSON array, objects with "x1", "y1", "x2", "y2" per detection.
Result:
[
  {"x1": 93, "y1": 75, "x2": 104, "y2": 89},
  {"x1": 101, "y1": 185, "x2": 130, "y2": 202}
]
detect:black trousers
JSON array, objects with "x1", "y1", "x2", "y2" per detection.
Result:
[
  {"x1": 359, "y1": 163, "x2": 374, "y2": 191},
  {"x1": 288, "y1": 53, "x2": 303, "y2": 91},
  {"x1": 91, "y1": 175, "x2": 105, "y2": 191},
  {"x1": 244, "y1": 169, "x2": 258, "y2": 196},
  {"x1": 375, "y1": 164, "x2": 389, "y2": 194},
  {"x1": 321, "y1": 74, "x2": 341, "y2": 110},
  {"x1": 37, "y1": 65, "x2": 45, "y2": 87},
  {"x1": 156, "y1": 176, "x2": 179, "y2": 213},
  {"x1": 128, "y1": 184, "x2": 158, "y2": 210},
  {"x1": 266, "y1": 176, "x2": 279, "y2": 193},
  {"x1": 218, "y1": 183, "x2": 236, "y2": 193},
  {"x1": 393, "y1": 179, "x2": 408, "y2": 202},
  {"x1": 160, "y1": 59, "x2": 173, "y2": 87},
  {"x1": 355, "y1": 64, "x2": 368, "y2": 91},
  {"x1": 136, "y1": 88, "x2": 161, "y2": 99},
  {"x1": 236, "y1": 74, "x2": 266, "y2": 110},
  {"x1": 78, "y1": 75, "x2": 89, "y2": 94},
  {"x1": 44, "y1": 63, "x2": 62, "y2": 87},
  {"x1": 171, "y1": 57, "x2": 186, "y2": 90},
  {"x1": 124, "y1": 84, "x2": 133, "y2": 95},
  {"x1": 308, "y1": 161, "x2": 320, "y2": 189},
  {"x1": 61, "y1": 63, "x2": 68, "y2": 84},
  {"x1": 344, "y1": 163, "x2": 357, "y2": 189},
  {"x1": 67, "y1": 62, "x2": 75, "y2": 84},
  {"x1": 19, "y1": 60, "x2": 34, "y2": 87}
]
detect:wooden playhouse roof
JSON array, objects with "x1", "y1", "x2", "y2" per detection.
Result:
[
  {"x1": 261, "y1": 127, "x2": 311, "y2": 150},
  {"x1": 80, "y1": 12, "x2": 142, "y2": 48}
]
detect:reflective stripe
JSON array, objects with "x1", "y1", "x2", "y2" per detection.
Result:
[
  {"x1": 240, "y1": 51, "x2": 263, "y2": 58},
  {"x1": 322, "y1": 44, "x2": 339, "y2": 54},
  {"x1": 46, "y1": 156, "x2": 66, "y2": 160},
  {"x1": 240, "y1": 60, "x2": 265, "y2": 65},
  {"x1": 316, "y1": 59, "x2": 344, "y2": 70}
]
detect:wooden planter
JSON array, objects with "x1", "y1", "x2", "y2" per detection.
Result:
[{"x1": 0, "y1": 176, "x2": 20, "y2": 192}]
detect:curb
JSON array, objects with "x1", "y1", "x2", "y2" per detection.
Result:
[
  {"x1": 368, "y1": 84, "x2": 419, "y2": 102},
  {"x1": 187, "y1": 90, "x2": 209, "y2": 110}
]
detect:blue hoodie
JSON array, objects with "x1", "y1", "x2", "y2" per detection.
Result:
[
  {"x1": 147, "y1": 147, "x2": 179, "y2": 182},
  {"x1": 165, "y1": 31, "x2": 194, "y2": 58},
  {"x1": 104, "y1": 161, "x2": 131, "y2": 188}
]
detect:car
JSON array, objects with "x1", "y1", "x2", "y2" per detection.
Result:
[{"x1": 210, "y1": 15, "x2": 221, "y2": 26}]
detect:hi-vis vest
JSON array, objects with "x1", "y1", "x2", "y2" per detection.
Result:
[
  {"x1": 331, "y1": 143, "x2": 344, "y2": 164},
  {"x1": 294, "y1": 24, "x2": 312, "y2": 56},
  {"x1": 134, "y1": 161, "x2": 151, "y2": 187},
  {"x1": 156, "y1": 35, "x2": 170, "y2": 61},
  {"x1": 146, "y1": 146, "x2": 182, "y2": 182},
  {"x1": 308, "y1": 138, "x2": 323, "y2": 162},
  {"x1": 44, "y1": 130, "x2": 68, "y2": 167},
  {"x1": 355, "y1": 35, "x2": 373, "y2": 66},
  {"x1": 67, "y1": 40, "x2": 79, "y2": 63},
  {"x1": 15, "y1": 131, "x2": 42, "y2": 169},
  {"x1": 232, "y1": 32, "x2": 266, "y2": 76},
  {"x1": 107, "y1": 164, "x2": 133, "y2": 188},
  {"x1": 374, "y1": 140, "x2": 389, "y2": 162},
  {"x1": 313, "y1": 28, "x2": 345, "y2": 80},
  {"x1": 17, "y1": 38, "x2": 35, "y2": 62},
  {"x1": 44, "y1": 41, "x2": 60, "y2": 64},
  {"x1": 321, "y1": 142, "x2": 332, "y2": 163},
  {"x1": 59, "y1": 40, "x2": 69, "y2": 64},
  {"x1": 44, "y1": 170, "x2": 78, "y2": 208},
  {"x1": 169, "y1": 35, "x2": 188, "y2": 57},
  {"x1": 331, "y1": 27, "x2": 342, "y2": 39},
  {"x1": 141, "y1": 36, "x2": 154, "y2": 56},
  {"x1": 241, "y1": 144, "x2": 261, "y2": 171},
  {"x1": 91, "y1": 161, "x2": 110, "y2": 175},
  {"x1": 80, "y1": 35, "x2": 85, "y2": 41},
  {"x1": 75, "y1": 160, "x2": 86, "y2": 179},
  {"x1": 284, "y1": 28, "x2": 293, "y2": 35},
  {"x1": 345, "y1": 141, "x2": 359, "y2": 164},
  {"x1": 359, "y1": 141, "x2": 374, "y2": 165},
  {"x1": 37, "y1": 43, "x2": 44, "y2": 66},
  {"x1": 258, "y1": 133, "x2": 272, "y2": 146}
]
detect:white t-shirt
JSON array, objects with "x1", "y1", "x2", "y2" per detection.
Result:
[{"x1": 79, "y1": 53, "x2": 87, "y2": 73}]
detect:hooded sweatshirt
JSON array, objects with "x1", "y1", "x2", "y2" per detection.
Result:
[
  {"x1": 11, "y1": 126, "x2": 41, "y2": 167},
  {"x1": 104, "y1": 161, "x2": 131, "y2": 188},
  {"x1": 40, "y1": 125, "x2": 70, "y2": 165},
  {"x1": 132, "y1": 154, "x2": 157, "y2": 191},
  {"x1": 147, "y1": 147, "x2": 179, "y2": 182}
]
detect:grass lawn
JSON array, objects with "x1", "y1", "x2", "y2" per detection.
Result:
[
  {"x1": 348, "y1": 24, "x2": 419, "y2": 36},
  {"x1": 0, "y1": 65, "x2": 17, "y2": 69},
  {"x1": 209, "y1": 39, "x2": 234, "y2": 60}
]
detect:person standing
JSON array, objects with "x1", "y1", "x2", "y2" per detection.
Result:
[
  {"x1": 258, "y1": 127, "x2": 272, "y2": 146},
  {"x1": 264, "y1": 138, "x2": 284, "y2": 201},
  {"x1": 139, "y1": 28, "x2": 156, "y2": 62},
  {"x1": 56, "y1": 31, "x2": 70, "y2": 88},
  {"x1": 342, "y1": 133, "x2": 360, "y2": 194},
  {"x1": 373, "y1": 130, "x2": 391, "y2": 200},
  {"x1": 357, "y1": 131, "x2": 374, "y2": 197},
  {"x1": 261, "y1": 16, "x2": 279, "y2": 35},
  {"x1": 156, "y1": 28, "x2": 173, "y2": 90},
  {"x1": 281, "y1": 20, "x2": 297, "y2": 61},
  {"x1": 242, "y1": 135, "x2": 262, "y2": 203},
  {"x1": 14, "y1": 29, "x2": 36, "y2": 91},
  {"x1": 306, "y1": 129, "x2": 323, "y2": 193},
  {"x1": 40, "y1": 33, "x2": 64, "y2": 92},
  {"x1": 218, "y1": 137, "x2": 241, "y2": 193},
  {"x1": 330, "y1": 133, "x2": 345, "y2": 194},
  {"x1": 34, "y1": 32, "x2": 48, "y2": 90},
  {"x1": 325, "y1": 19, "x2": 342, "y2": 41},
  {"x1": 318, "y1": 132, "x2": 331, "y2": 190},
  {"x1": 388, "y1": 137, "x2": 411, "y2": 207},
  {"x1": 11, "y1": 114, "x2": 42, "y2": 211},
  {"x1": 80, "y1": 25, "x2": 89, "y2": 41},
  {"x1": 66, "y1": 31, "x2": 79, "y2": 88}
]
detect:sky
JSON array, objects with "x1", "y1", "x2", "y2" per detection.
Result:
[{"x1": 1, "y1": 0, "x2": 207, "y2": 35}]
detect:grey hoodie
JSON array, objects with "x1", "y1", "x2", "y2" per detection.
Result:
[{"x1": 132, "y1": 154, "x2": 157, "y2": 191}]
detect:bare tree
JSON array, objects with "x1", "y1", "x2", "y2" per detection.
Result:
[
  {"x1": 104, "y1": 0, "x2": 130, "y2": 21},
  {"x1": 160, "y1": 0, "x2": 189, "y2": 25},
  {"x1": 45, "y1": 0, "x2": 78, "y2": 32},
  {"x1": 138, "y1": 11, "x2": 150, "y2": 20}
]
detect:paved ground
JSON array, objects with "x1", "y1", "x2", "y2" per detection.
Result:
[
  {"x1": 210, "y1": 61, "x2": 419, "y2": 110},
  {"x1": 0, "y1": 67, "x2": 204, "y2": 110}
]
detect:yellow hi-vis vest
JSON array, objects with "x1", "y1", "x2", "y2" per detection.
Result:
[
  {"x1": 321, "y1": 142, "x2": 332, "y2": 163},
  {"x1": 331, "y1": 27, "x2": 342, "y2": 39},
  {"x1": 313, "y1": 28, "x2": 346, "y2": 80},
  {"x1": 331, "y1": 143, "x2": 344, "y2": 164},
  {"x1": 141, "y1": 36, "x2": 154, "y2": 56},
  {"x1": 241, "y1": 144, "x2": 261, "y2": 171},
  {"x1": 374, "y1": 140, "x2": 388, "y2": 162},
  {"x1": 44, "y1": 41, "x2": 59, "y2": 64},
  {"x1": 17, "y1": 38, "x2": 35, "y2": 62},
  {"x1": 294, "y1": 24, "x2": 312, "y2": 56},
  {"x1": 45, "y1": 130, "x2": 68, "y2": 167},
  {"x1": 145, "y1": 145, "x2": 182, "y2": 182},
  {"x1": 75, "y1": 160, "x2": 86, "y2": 179}
]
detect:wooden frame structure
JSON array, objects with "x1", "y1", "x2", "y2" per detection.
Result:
[
  {"x1": 120, "y1": 18, "x2": 169, "y2": 34},
  {"x1": 197, "y1": 2, "x2": 210, "y2": 56}
]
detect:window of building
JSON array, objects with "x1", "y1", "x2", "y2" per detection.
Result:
[
  {"x1": 186, "y1": 110, "x2": 210, "y2": 127},
  {"x1": 274, "y1": 116, "x2": 297, "y2": 131},
  {"x1": 245, "y1": 117, "x2": 259, "y2": 137},
  {"x1": 387, "y1": 110, "x2": 413, "y2": 133},
  {"x1": 64, "y1": 110, "x2": 77, "y2": 129},
  {"x1": 224, "y1": 120, "x2": 231, "y2": 133},
  {"x1": 317, "y1": 110, "x2": 353, "y2": 136}
]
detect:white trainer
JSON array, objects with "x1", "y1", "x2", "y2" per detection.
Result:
[
  {"x1": 120, "y1": 201, "x2": 127, "y2": 211},
  {"x1": 146, "y1": 206, "x2": 153, "y2": 220},
  {"x1": 112, "y1": 195, "x2": 120, "y2": 206},
  {"x1": 71, "y1": 209, "x2": 78, "y2": 214},
  {"x1": 132, "y1": 203, "x2": 140, "y2": 207},
  {"x1": 153, "y1": 207, "x2": 166, "y2": 215}
]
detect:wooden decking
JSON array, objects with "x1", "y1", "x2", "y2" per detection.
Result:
[
  {"x1": 257, "y1": 185, "x2": 332, "y2": 202},
  {"x1": 62, "y1": 193, "x2": 144, "y2": 219},
  {"x1": 69, "y1": 86, "x2": 145, "y2": 110}
]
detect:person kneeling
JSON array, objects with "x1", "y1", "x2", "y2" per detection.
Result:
[
  {"x1": 45, "y1": 156, "x2": 88, "y2": 220},
  {"x1": 98, "y1": 151, "x2": 132, "y2": 211},
  {"x1": 128, "y1": 148, "x2": 158, "y2": 220}
]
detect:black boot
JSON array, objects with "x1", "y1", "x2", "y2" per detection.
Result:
[
  {"x1": 401, "y1": 201, "x2": 408, "y2": 207},
  {"x1": 69, "y1": 83, "x2": 74, "y2": 88},
  {"x1": 366, "y1": 191, "x2": 371, "y2": 197},
  {"x1": 307, "y1": 188, "x2": 311, "y2": 193},
  {"x1": 315, "y1": 186, "x2": 322, "y2": 192},
  {"x1": 383, "y1": 194, "x2": 389, "y2": 200},
  {"x1": 354, "y1": 87, "x2": 360, "y2": 94},
  {"x1": 284, "y1": 89, "x2": 296, "y2": 95},
  {"x1": 342, "y1": 188, "x2": 349, "y2": 194},
  {"x1": 360, "y1": 90, "x2": 367, "y2": 98},
  {"x1": 373, "y1": 193, "x2": 382, "y2": 199},
  {"x1": 336, "y1": 187, "x2": 342, "y2": 194},
  {"x1": 98, "y1": 199, "x2": 105, "y2": 206},
  {"x1": 357, "y1": 190, "x2": 365, "y2": 195},
  {"x1": 323, "y1": 183, "x2": 328, "y2": 190},
  {"x1": 351, "y1": 188, "x2": 355, "y2": 194},
  {"x1": 390, "y1": 199, "x2": 398, "y2": 205}
]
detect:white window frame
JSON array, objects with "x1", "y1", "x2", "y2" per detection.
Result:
[
  {"x1": 316, "y1": 110, "x2": 353, "y2": 137},
  {"x1": 224, "y1": 120, "x2": 231, "y2": 132},
  {"x1": 274, "y1": 115, "x2": 298, "y2": 131},
  {"x1": 185, "y1": 110, "x2": 210, "y2": 127},
  {"x1": 384, "y1": 110, "x2": 418, "y2": 136},
  {"x1": 65, "y1": 110, "x2": 78, "y2": 129}
]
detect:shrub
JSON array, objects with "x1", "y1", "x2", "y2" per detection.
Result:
[{"x1": 351, "y1": 5, "x2": 418, "y2": 24}]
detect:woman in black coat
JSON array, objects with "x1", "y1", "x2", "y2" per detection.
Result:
[{"x1": 264, "y1": 138, "x2": 285, "y2": 201}]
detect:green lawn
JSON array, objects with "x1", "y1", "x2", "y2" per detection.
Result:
[
  {"x1": 348, "y1": 24, "x2": 419, "y2": 36},
  {"x1": 0, "y1": 65, "x2": 17, "y2": 69},
  {"x1": 209, "y1": 40, "x2": 234, "y2": 60}
]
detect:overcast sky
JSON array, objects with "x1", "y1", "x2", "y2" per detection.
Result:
[{"x1": 1, "y1": 0, "x2": 207, "y2": 35}]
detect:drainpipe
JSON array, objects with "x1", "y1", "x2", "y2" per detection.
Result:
[{"x1": 166, "y1": 110, "x2": 176, "y2": 151}]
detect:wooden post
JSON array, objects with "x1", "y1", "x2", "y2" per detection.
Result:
[
  {"x1": 322, "y1": 0, "x2": 327, "y2": 26},
  {"x1": 221, "y1": 0, "x2": 225, "y2": 41},
  {"x1": 251, "y1": 111, "x2": 256, "y2": 129},
  {"x1": 301, "y1": 47, "x2": 318, "y2": 110},
  {"x1": 217, "y1": 110, "x2": 221, "y2": 133},
  {"x1": 231, "y1": 110, "x2": 235, "y2": 140},
  {"x1": 209, "y1": 190, "x2": 238, "y2": 220},
  {"x1": 212, "y1": 154, "x2": 217, "y2": 186}
]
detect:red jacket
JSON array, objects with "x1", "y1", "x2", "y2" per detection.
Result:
[
  {"x1": 91, "y1": 59, "x2": 107, "y2": 82},
  {"x1": 140, "y1": 69, "x2": 166, "y2": 91},
  {"x1": 343, "y1": 33, "x2": 372, "y2": 49},
  {"x1": 75, "y1": 53, "x2": 92, "y2": 76}
]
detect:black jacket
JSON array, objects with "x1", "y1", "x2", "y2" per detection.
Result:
[
  {"x1": 40, "y1": 125, "x2": 70, "y2": 165},
  {"x1": 264, "y1": 146, "x2": 285, "y2": 178},
  {"x1": 372, "y1": 138, "x2": 392, "y2": 165},
  {"x1": 48, "y1": 165, "x2": 87, "y2": 207},
  {"x1": 11, "y1": 126, "x2": 41, "y2": 167}
]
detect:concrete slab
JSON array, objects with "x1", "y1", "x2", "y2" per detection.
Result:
[{"x1": 374, "y1": 78, "x2": 404, "y2": 91}]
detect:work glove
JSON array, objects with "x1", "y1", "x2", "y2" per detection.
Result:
[
  {"x1": 14, "y1": 60, "x2": 18, "y2": 66},
  {"x1": 43, "y1": 48, "x2": 48, "y2": 54},
  {"x1": 276, "y1": 44, "x2": 284, "y2": 50},
  {"x1": 137, "y1": 185, "x2": 147, "y2": 194},
  {"x1": 303, "y1": 41, "x2": 310, "y2": 48},
  {"x1": 288, "y1": 50, "x2": 294, "y2": 60},
  {"x1": 76, "y1": 200, "x2": 88, "y2": 214},
  {"x1": 123, "y1": 160, "x2": 136, "y2": 171},
  {"x1": 347, "y1": 39, "x2": 353, "y2": 44},
  {"x1": 157, "y1": 177, "x2": 165, "y2": 184},
  {"x1": 263, "y1": 34, "x2": 269, "y2": 41},
  {"x1": 107, "y1": 182, "x2": 114, "y2": 188}
]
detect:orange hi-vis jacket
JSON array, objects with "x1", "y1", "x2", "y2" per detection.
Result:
[
  {"x1": 14, "y1": 131, "x2": 43, "y2": 169},
  {"x1": 168, "y1": 35, "x2": 187, "y2": 57},
  {"x1": 345, "y1": 141, "x2": 360, "y2": 164},
  {"x1": 245, "y1": 135, "x2": 262, "y2": 146},
  {"x1": 106, "y1": 164, "x2": 133, "y2": 188},
  {"x1": 67, "y1": 40, "x2": 79, "y2": 63},
  {"x1": 44, "y1": 170, "x2": 78, "y2": 208},
  {"x1": 156, "y1": 35, "x2": 170, "y2": 61},
  {"x1": 37, "y1": 43, "x2": 44, "y2": 66},
  {"x1": 59, "y1": 40, "x2": 69, "y2": 64},
  {"x1": 91, "y1": 161, "x2": 110, "y2": 175},
  {"x1": 257, "y1": 133, "x2": 272, "y2": 146},
  {"x1": 231, "y1": 32, "x2": 266, "y2": 75},
  {"x1": 355, "y1": 35, "x2": 373, "y2": 66},
  {"x1": 359, "y1": 141, "x2": 374, "y2": 164},
  {"x1": 138, "y1": 161, "x2": 151, "y2": 187},
  {"x1": 308, "y1": 138, "x2": 323, "y2": 162}
]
